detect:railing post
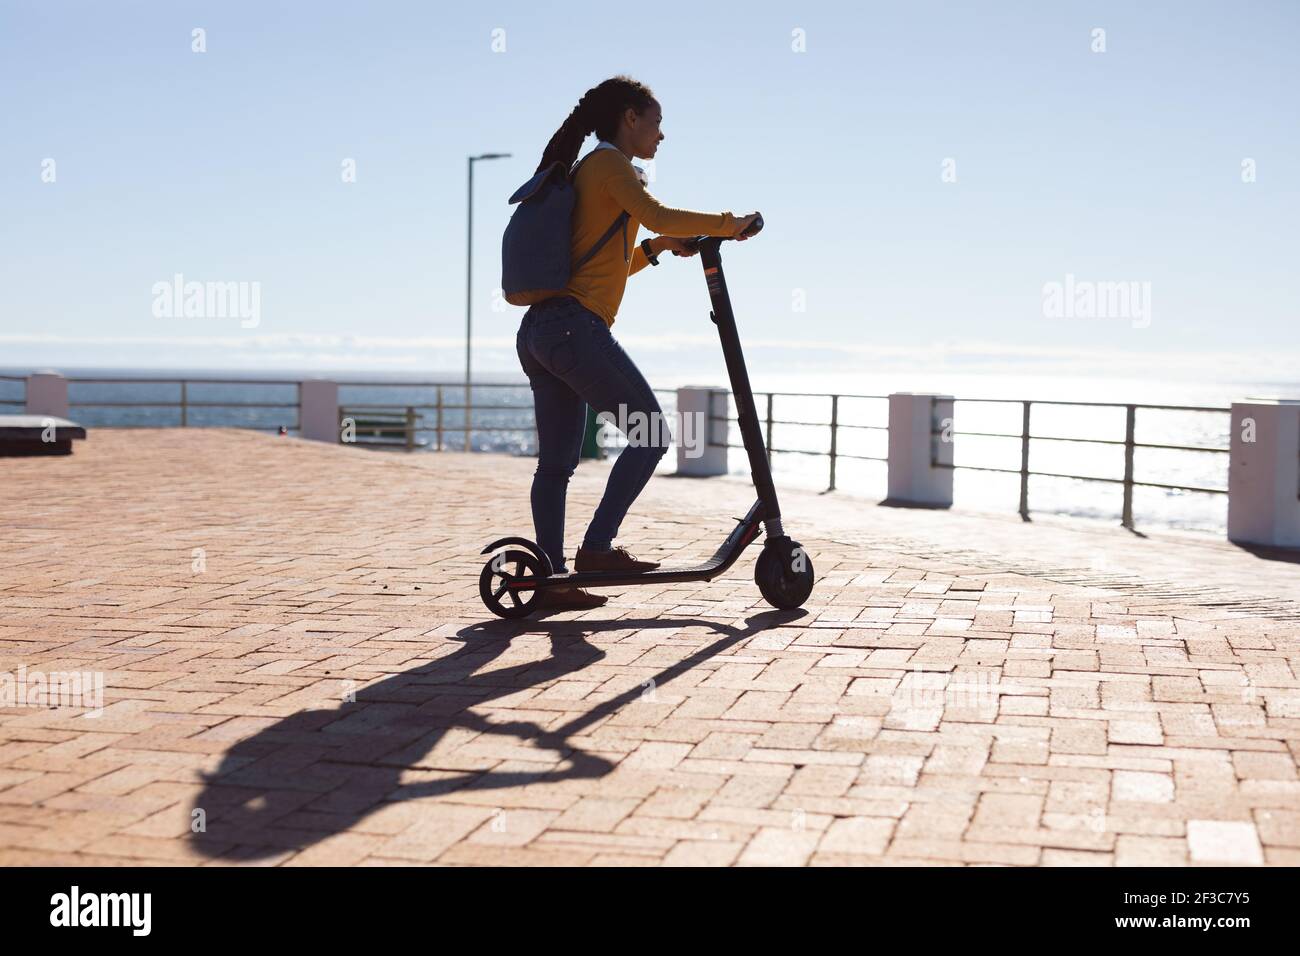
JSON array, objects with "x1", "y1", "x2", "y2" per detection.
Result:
[
  {"x1": 299, "y1": 379, "x2": 339, "y2": 443},
  {"x1": 180, "y1": 380, "x2": 188, "y2": 428},
  {"x1": 887, "y1": 393, "x2": 953, "y2": 507},
  {"x1": 828, "y1": 394, "x2": 839, "y2": 492},
  {"x1": 675, "y1": 385, "x2": 728, "y2": 476},
  {"x1": 1228, "y1": 398, "x2": 1300, "y2": 547},
  {"x1": 435, "y1": 386, "x2": 443, "y2": 451},
  {"x1": 1121, "y1": 404, "x2": 1136, "y2": 529},
  {"x1": 406, "y1": 406, "x2": 415, "y2": 451},
  {"x1": 464, "y1": 383, "x2": 471, "y2": 452},
  {"x1": 25, "y1": 372, "x2": 68, "y2": 418},
  {"x1": 765, "y1": 393, "x2": 774, "y2": 466},
  {"x1": 1018, "y1": 401, "x2": 1031, "y2": 520}
]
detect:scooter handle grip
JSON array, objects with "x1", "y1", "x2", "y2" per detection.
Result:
[{"x1": 671, "y1": 213, "x2": 764, "y2": 255}]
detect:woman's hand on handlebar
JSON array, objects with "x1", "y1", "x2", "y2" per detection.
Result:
[
  {"x1": 732, "y1": 213, "x2": 761, "y2": 240},
  {"x1": 664, "y1": 213, "x2": 760, "y2": 257},
  {"x1": 660, "y1": 237, "x2": 700, "y2": 258}
]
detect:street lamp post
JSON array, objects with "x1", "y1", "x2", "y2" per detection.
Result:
[{"x1": 465, "y1": 152, "x2": 511, "y2": 452}]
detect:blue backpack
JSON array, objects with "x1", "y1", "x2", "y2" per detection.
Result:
[{"x1": 501, "y1": 151, "x2": 629, "y2": 307}]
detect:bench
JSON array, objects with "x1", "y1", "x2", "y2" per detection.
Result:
[
  {"x1": 338, "y1": 406, "x2": 426, "y2": 451},
  {"x1": 0, "y1": 415, "x2": 87, "y2": 456}
]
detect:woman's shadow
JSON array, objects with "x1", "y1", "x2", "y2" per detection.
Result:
[{"x1": 189, "y1": 608, "x2": 800, "y2": 860}]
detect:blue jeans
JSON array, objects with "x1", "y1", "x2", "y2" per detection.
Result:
[{"x1": 517, "y1": 296, "x2": 669, "y2": 574}]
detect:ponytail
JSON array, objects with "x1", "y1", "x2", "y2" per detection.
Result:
[{"x1": 535, "y1": 75, "x2": 656, "y2": 175}]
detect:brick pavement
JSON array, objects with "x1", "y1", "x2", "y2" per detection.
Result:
[{"x1": 1, "y1": 429, "x2": 1297, "y2": 866}]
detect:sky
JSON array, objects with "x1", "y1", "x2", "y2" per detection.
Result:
[{"x1": 2, "y1": 0, "x2": 1297, "y2": 390}]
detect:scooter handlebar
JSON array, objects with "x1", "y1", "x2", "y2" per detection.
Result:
[{"x1": 671, "y1": 212, "x2": 764, "y2": 255}]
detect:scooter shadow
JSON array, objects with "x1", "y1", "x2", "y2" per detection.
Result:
[{"x1": 188, "y1": 607, "x2": 804, "y2": 862}]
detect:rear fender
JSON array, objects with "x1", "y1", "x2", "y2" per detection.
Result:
[{"x1": 479, "y1": 537, "x2": 554, "y2": 577}]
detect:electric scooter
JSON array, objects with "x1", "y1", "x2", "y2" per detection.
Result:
[{"x1": 478, "y1": 214, "x2": 815, "y2": 618}]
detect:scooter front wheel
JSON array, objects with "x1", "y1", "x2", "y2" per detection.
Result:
[
  {"x1": 479, "y1": 549, "x2": 544, "y2": 619},
  {"x1": 755, "y1": 540, "x2": 815, "y2": 610}
]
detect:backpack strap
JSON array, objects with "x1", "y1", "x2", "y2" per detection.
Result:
[
  {"x1": 568, "y1": 140, "x2": 619, "y2": 178},
  {"x1": 569, "y1": 144, "x2": 632, "y2": 272},
  {"x1": 572, "y1": 211, "x2": 630, "y2": 272}
]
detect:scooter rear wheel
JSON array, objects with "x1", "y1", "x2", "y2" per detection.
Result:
[
  {"x1": 755, "y1": 540, "x2": 815, "y2": 610},
  {"x1": 479, "y1": 549, "x2": 544, "y2": 619}
]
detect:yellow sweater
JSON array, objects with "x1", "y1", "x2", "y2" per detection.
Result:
[{"x1": 565, "y1": 149, "x2": 739, "y2": 326}]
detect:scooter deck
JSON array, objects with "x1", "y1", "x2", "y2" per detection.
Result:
[
  {"x1": 513, "y1": 509, "x2": 764, "y2": 591},
  {"x1": 541, "y1": 562, "x2": 729, "y2": 588}
]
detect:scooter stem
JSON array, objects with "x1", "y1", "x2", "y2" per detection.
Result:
[{"x1": 697, "y1": 231, "x2": 783, "y2": 535}]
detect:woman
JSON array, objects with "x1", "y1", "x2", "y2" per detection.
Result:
[{"x1": 518, "y1": 75, "x2": 758, "y2": 611}]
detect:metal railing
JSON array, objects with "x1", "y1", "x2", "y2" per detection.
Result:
[
  {"x1": 706, "y1": 390, "x2": 1234, "y2": 528},
  {"x1": 0, "y1": 375, "x2": 664, "y2": 452},
  {"x1": 336, "y1": 382, "x2": 535, "y2": 451},
  {"x1": 930, "y1": 398, "x2": 1230, "y2": 527},
  {"x1": 334, "y1": 384, "x2": 683, "y2": 452},
  {"x1": 708, "y1": 390, "x2": 890, "y2": 491},
  {"x1": 0, "y1": 374, "x2": 26, "y2": 410},
  {"x1": 5, "y1": 374, "x2": 1264, "y2": 525},
  {"x1": 61, "y1": 376, "x2": 303, "y2": 433}
]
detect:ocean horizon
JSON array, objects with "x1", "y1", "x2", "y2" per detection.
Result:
[{"x1": 4, "y1": 362, "x2": 1298, "y2": 405}]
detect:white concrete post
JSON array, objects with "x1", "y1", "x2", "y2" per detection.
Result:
[
  {"x1": 887, "y1": 392, "x2": 954, "y2": 507},
  {"x1": 26, "y1": 372, "x2": 69, "y2": 418},
  {"x1": 676, "y1": 386, "x2": 728, "y2": 476},
  {"x1": 300, "y1": 380, "x2": 340, "y2": 443},
  {"x1": 1228, "y1": 399, "x2": 1300, "y2": 548}
]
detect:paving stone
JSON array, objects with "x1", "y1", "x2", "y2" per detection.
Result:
[
  {"x1": 1107, "y1": 720, "x2": 1164, "y2": 746},
  {"x1": 1254, "y1": 809, "x2": 1300, "y2": 848},
  {"x1": 1186, "y1": 820, "x2": 1265, "y2": 865},
  {"x1": 1113, "y1": 770, "x2": 1175, "y2": 804},
  {"x1": 662, "y1": 839, "x2": 744, "y2": 866},
  {"x1": 817, "y1": 817, "x2": 895, "y2": 855},
  {"x1": 736, "y1": 827, "x2": 822, "y2": 866},
  {"x1": 1115, "y1": 834, "x2": 1187, "y2": 866},
  {"x1": 1232, "y1": 751, "x2": 1297, "y2": 781},
  {"x1": 974, "y1": 793, "x2": 1045, "y2": 828}
]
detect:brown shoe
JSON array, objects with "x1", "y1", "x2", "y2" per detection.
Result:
[
  {"x1": 536, "y1": 585, "x2": 608, "y2": 612},
  {"x1": 574, "y1": 546, "x2": 660, "y2": 573}
]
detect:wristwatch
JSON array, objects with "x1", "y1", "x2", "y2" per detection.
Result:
[{"x1": 640, "y1": 238, "x2": 660, "y2": 266}]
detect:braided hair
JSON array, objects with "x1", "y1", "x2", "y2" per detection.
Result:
[{"x1": 535, "y1": 76, "x2": 656, "y2": 175}]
